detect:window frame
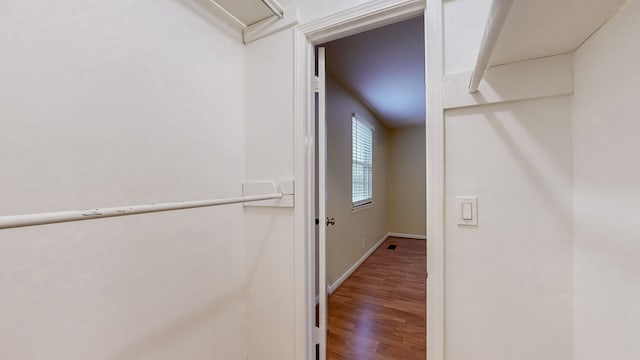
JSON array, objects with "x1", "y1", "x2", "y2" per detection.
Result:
[{"x1": 351, "y1": 113, "x2": 375, "y2": 209}]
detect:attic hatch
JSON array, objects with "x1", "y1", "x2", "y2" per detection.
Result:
[{"x1": 209, "y1": 0, "x2": 283, "y2": 27}]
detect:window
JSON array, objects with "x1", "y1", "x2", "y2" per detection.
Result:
[{"x1": 352, "y1": 113, "x2": 374, "y2": 208}]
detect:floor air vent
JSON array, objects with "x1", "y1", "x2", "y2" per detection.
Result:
[{"x1": 387, "y1": 244, "x2": 397, "y2": 250}]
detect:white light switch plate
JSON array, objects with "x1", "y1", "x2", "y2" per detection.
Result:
[{"x1": 456, "y1": 196, "x2": 478, "y2": 226}]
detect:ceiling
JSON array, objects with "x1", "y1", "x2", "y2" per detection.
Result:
[
  {"x1": 490, "y1": 0, "x2": 626, "y2": 65},
  {"x1": 323, "y1": 16, "x2": 426, "y2": 128}
]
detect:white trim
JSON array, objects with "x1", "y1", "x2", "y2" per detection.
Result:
[
  {"x1": 294, "y1": 2, "x2": 435, "y2": 359},
  {"x1": 328, "y1": 233, "x2": 389, "y2": 294},
  {"x1": 387, "y1": 232, "x2": 427, "y2": 240},
  {"x1": 316, "y1": 46, "x2": 328, "y2": 360},
  {"x1": 299, "y1": 0, "x2": 425, "y2": 44},
  {"x1": 444, "y1": 53, "x2": 573, "y2": 109},
  {"x1": 425, "y1": 2, "x2": 445, "y2": 360},
  {"x1": 293, "y1": 28, "x2": 315, "y2": 360}
]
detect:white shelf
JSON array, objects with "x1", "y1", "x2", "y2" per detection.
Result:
[
  {"x1": 209, "y1": 0, "x2": 283, "y2": 27},
  {"x1": 469, "y1": 0, "x2": 625, "y2": 93},
  {"x1": 490, "y1": 0, "x2": 625, "y2": 66}
]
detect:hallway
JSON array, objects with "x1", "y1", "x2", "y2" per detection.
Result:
[{"x1": 327, "y1": 237, "x2": 426, "y2": 360}]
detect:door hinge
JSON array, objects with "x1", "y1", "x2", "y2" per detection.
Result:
[
  {"x1": 315, "y1": 326, "x2": 325, "y2": 345},
  {"x1": 313, "y1": 76, "x2": 320, "y2": 93}
]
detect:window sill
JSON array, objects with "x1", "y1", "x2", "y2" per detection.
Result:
[{"x1": 352, "y1": 202, "x2": 373, "y2": 213}]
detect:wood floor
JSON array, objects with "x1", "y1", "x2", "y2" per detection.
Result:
[{"x1": 327, "y1": 237, "x2": 426, "y2": 360}]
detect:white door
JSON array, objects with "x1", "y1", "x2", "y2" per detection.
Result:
[{"x1": 317, "y1": 46, "x2": 328, "y2": 360}]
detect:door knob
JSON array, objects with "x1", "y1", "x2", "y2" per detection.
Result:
[{"x1": 326, "y1": 217, "x2": 335, "y2": 226}]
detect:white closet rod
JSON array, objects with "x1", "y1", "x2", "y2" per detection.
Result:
[
  {"x1": 468, "y1": 0, "x2": 514, "y2": 93},
  {"x1": 0, "y1": 191, "x2": 283, "y2": 230}
]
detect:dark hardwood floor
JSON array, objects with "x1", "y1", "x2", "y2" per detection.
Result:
[{"x1": 327, "y1": 237, "x2": 426, "y2": 360}]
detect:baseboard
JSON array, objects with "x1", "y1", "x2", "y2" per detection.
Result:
[
  {"x1": 387, "y1": 232, "x2": 427, "y2": 240},
  {"x1": 328, "y1": 233, "x2": 389, "y2": 294}
]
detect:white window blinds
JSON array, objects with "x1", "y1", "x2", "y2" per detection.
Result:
[{"x1": 352, "y1": 114, "x2": 373, "y2": 207}]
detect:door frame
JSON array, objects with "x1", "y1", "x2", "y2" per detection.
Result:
[{"x1": 292, "y1": 0, "x2": 445, "y2": 359}]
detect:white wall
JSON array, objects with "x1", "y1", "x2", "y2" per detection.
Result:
[
  {"x1": 0, "y1": 1, "x2": 248, "y2": 359},
  {"x1": 387, "y1": 125, "x2": 426, "y2": 235},
  {"x1": 239, "y1": 1, "x2": 389, "y2": 357},
  {"x1": 445, "y1": 96, "x2": 574, "y2": 360},
  {"x1": 244, "y1": 28, "x2": 298, "y2": 360},
  {"x1": 326, "y1": 76, "x2": 389, "y2": 286},
  {"x1": 443, "y1": 1, "x2": 574, "y2": 359},
  {"x1": 572, "y1": 2, "x2": 640, "y2": 359}
]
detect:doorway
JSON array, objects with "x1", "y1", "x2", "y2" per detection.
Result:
[{"x1": 315, "y1": 15, "x2": 427, "y2": 360}]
